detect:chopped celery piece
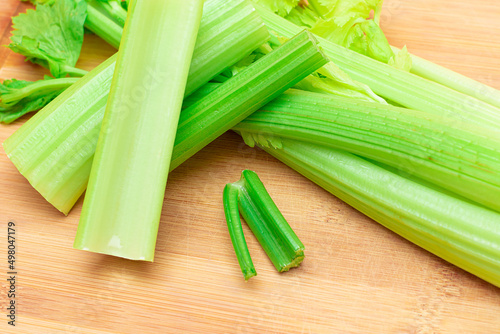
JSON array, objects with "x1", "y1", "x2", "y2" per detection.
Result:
[
  {"x1": 251, "y1": 138, "x2": 500, "y2": 287},
  {"x1": 3, "y1": 0, "x2": 269, "y2": 215},
  {"x1": 224, "y1": 170, "x2": 304, "y2": 280},
  {"x1": 74, "y1": 0, "x2": 204, "y2": 261},
  {"x1": 224, "y1": 182, "x2": 257, "y2": 280},
  {"x1": 234, "y1": 90, "x2": 500, "y2": 212},
  {"x1": 255, "y1": 5, "x2": 500, "y2": 130},
  {"x1": 170, "y1": 30, "x2": 328, "y2": 169}
]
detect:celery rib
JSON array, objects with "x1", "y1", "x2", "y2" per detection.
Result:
[
  {"x1": 237, "y1": 170, "x2": 304, "y2": 272},
  {"x1": 255, "y1": 5, "x2": 500, "y2": 130},
  {"x1": 223, "y1": 183, "x2": 257, "y2": 280},
  {"x1": 1, "y1": 78, "x2": 79, "y2": 105},
  {"x1": 233, "y1": 90, "x2": 500, "y2": 212},
  {"x1": 224, "y1": 170, "x2": 304, "y2": 279},
  {"x1": 170, "y1": 30, "x2": 328, "y2": 169},
  {"x1": 253, "y1": 138, "x2": 500, "y2": 287},
  {"x1": 85, "y1": 4, "x2": 123, "y2": 49},
  {"x1": 74, "y1": 0, "x2": 204, "y2": 261},
  {"x1": 3, "y1": 0, "x2": 269, "y2": 215},
  {"x1": 402, "y1": 47, "x2": 500, "y2": 110}
]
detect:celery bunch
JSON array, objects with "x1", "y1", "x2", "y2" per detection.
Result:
[{"x1": 4, "y1": 0, "x2": 270, "y2": 214}]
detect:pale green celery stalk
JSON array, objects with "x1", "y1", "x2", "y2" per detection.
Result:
[
  {"x1": 3, "y1": 0, "x2": 269, "y2": 215},
  {"x1": 251, "y1": 138, "x2": 500, "y2": 287},
  {"x1": 234, "y1": 170, "x2": 304, "y2": 274},
  {"x1": 233, "y1": 89, "x2": 500, "y2": 212},
  {"x1": 85, "y1": 3, "x2": 123, "y2": 49},
  {"x1": 398, "y1": 47, "x2": 500, "y2": 109},
  {"x1": 74, "y1": 0, "x2": 204, "y2": 261},
  {"x1": 223, "y1": 182, "x2": 257, "y2": 280},
  {"x1": 169, "y1": 30, "x2": 328, "y2": 168},
  {"x1": 255, "y1": 5, "x2": 500, "y2": 130}
]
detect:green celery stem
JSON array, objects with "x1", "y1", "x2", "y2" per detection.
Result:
[
  {"x1": 85, "y1": 3, "x2": 123, "y2": 49},
  {"x1": 223, "y1": 183, "x2": 257, "y2": 280},
  {"x1": 236, "y1": 170, "x2": 304, "y2": 272},
  {"x1": 396, "y1": 46, "x2": 500, "y2": 109},
  {"x1": 1, "y1": 77, "x2": 80, "y2": 105},
  {"x1": 254, "y1": 138, "x2": 500, "y2": 287},
  {"x1": 100, "y1": 1, "x2": 128, "y2": 26},
  {"x1": 170, "y1": 30, "x2": 328, "y2": 169},
  {"x1": 74, "y1": 0, "x2": 204, "y2": 261},
  {"x1": 240, "y1": 170, "x2": 304, "y2": 259},
  {"x1": 61, "y1": 66, "x2": 88, "y2": 78},
  {"x1": 233, "y1": 90, "x2": 500, "y2": 212},
  {"x1": 255, "y1": 5, "x2": 500, "y2": 130},
  {"x1": 3, "y1": 0, "x2": 270, "y2": 215}
]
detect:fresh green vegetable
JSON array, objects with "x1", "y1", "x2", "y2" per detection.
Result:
[
  {"x1": 255, "y1": 5, "x2": 500, "y2": 130},
  {"x1": 395, "y1": 46, "x2": 500, "y2": 109},
  {"x1": 233, "y1": 89, "x2": 500, "y2": 211},
  {"x1": 93, "y1": 0, "x2": 128, "y2": 26},
  {"x1": 0, "y1": 77, "x2": 78, "y2": 123},
  {"x1": 253, "y1": 0, "x2": 395, "y2": 64},
  {"x1": 224, "y1": 170, "x2": 304, "y2": 280},
  {"x1": 171, "y1": 30, "x2": 328, "y2": 169},
  {"x1": 22, "y1": 0, "x2": 127, "y2": 48},
  {"x1": 247, "y1": 137, "x2": 500, "y2": 287},
  {"x1": 85, "y1": 1, "x2": 124, "y2": 48},
  {"x1": 9, "y1": 0, "x2": 88, "y2": 78},
  {"x1": 224, "y1": 181, "x2": 257, "y2": 280},
  {"x1": 74, "y1": 0, "x2": 204, "y2": 261},
  {"x1": 4, "y1": 0, "x2": 270, "y2": 214}
]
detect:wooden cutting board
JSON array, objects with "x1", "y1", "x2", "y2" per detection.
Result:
[{"x1": 1, "y1": 0, "x2": 500, "y2": 333}]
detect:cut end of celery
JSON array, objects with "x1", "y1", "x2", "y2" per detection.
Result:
[
  {"x1": 243, "y1": 268, "x2": 257, "y2": 281},
  {"x1": 73, "y1": 241, "x2": 155, "y2": 262},
  {"x1": 279, "y1": 250, "x2": 305, "y2": 272}
]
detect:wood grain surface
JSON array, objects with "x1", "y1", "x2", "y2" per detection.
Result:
[{"x1": 1, "y1": 0, "x2": 500, "y2": 333}]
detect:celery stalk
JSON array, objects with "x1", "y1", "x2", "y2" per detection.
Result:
[
  {"x1": 4, "y1": 0, "x2": 269, "y2": 215},
  {"x1": 253, "y1": 138, "x2": 500, "y2": 287},
  {"x1": 74, "y1": 0, "x2": 204, "y2": 261},
  {"x1": 224, "y1": 170, "x2": 305, "y2": 280},
  {"x1": 394, "y1": 47, "x2": 500, "y2": 110},
  {"x1": 85, "y1": 3, "x2": 123, "y2": 49},
  {"x1": 170, "y1": 30, "x2": 328, "y2": 169},
  {"x1": 233, "y1": 90, "x2": 500, "y2": 212},
  {"x1": 97, "y1": 0, "x2": 128, "y2": 26},
  {"x1": 236, "y1": 170, "x2": 304, "y2": 272},
  {"x1": 223, "y1": 183, "x2": 257, "y2": 280},
  {"x1": 255, "y1": 5, "x2": 500, "y2": 130}
]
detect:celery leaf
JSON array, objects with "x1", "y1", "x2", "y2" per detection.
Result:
[
  {"x1": 0, "y1": 77, "x2": 64, "y2": 123},
  {"x1": 389, "y1": 46, "x2": 413, "y2": 72},
  {"x1": 9, "y1": 0, "x2": 87, "y2": 77},
  {"x1": 295, "y1": 62, "x2": 387, "y2": 103}
]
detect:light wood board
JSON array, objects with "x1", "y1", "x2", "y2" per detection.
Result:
[{"x1": 1, "y1": 0, "x2": 500, "y2": 333}]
